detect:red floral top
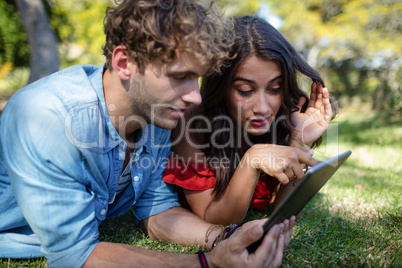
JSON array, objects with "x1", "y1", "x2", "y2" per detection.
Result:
[{"x1": 163, "y1": 156, "x2": 279, "y2": 211}]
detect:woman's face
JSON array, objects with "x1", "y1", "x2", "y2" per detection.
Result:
[{"x1": 226, "y1": 56, "x2": 283, "y2": 136}]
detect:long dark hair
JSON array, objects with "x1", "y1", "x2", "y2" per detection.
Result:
[{"x1": 193, "y1": 16, "x2": 335, "y2": 199}]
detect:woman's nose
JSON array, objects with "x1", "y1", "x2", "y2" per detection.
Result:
[{"x1": 252, "y1": 94, "x2": 269, "y2": 115}]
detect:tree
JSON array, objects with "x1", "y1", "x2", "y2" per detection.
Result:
[
  {"x1": 210, "y1": 0, "x2": 261, "y2": 17},
  {"x1": 16, "y1": 0, "x2": 59, "y2": 84},
  {"x1": 266, "y1": 0, "x2": 401, "y2": 122},
  {"x1": 50, "y1": 0, "x2": 112, "y2": 66},
  {"x1": 0, "y1": 0, "x2": 29, "y2": 78}
]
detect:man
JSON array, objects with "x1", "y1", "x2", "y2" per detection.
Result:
[{"x1": 0, "y1": 0, "x2": 294, "y2": 267}]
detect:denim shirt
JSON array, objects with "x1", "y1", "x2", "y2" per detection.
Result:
[{"x1": 0, "y1": 64, "x2": 179, "y2": 267}]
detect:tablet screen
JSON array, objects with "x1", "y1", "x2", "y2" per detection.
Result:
[{"x1": 247, "y1": 150, "x2": 352, "y2": 253}]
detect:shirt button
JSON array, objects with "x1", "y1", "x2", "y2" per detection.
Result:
[
  {"x1": 133, "y1": 176, "x2": 140, "y2": 182},
  {"x1": 100, "y1": 208, "x2": 106, "y2": 215}
]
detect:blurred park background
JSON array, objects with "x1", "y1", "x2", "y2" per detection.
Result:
[
  {"x1": 0, "y1": 0, "x2": 401, "y2": 267},
  {"x1": 1, "y1": 0, "x2": 401, "y2": 123}
]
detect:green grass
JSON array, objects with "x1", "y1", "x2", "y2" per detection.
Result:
[
  {"x1": 277, "y1": 106, "x2": 402, "y2": 267},
  {"x1": 1, "y1": 106, "x2": 401, "y2": 267}
]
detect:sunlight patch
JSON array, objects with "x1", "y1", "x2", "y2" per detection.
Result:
[{"x1": 329, "y1": 197, "x2": 387, "y2": 220}]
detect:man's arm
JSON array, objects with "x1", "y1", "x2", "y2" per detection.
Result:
[
  {"x1": 84, "y1": 242, "x2": 201, "y2": 268},
  {"x1": 84, "y1": 208, "x2": 295, "y2": 267},
  {"x1": 141, "y1": 207, "x2": 221, "y2": 248}
]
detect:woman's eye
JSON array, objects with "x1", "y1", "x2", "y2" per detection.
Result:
[
  {"x1": 235, "y1": 85, "x2": 253, "y2": 96},
  {"x1": 268, "y1": 87, "x2": 281, "y2": 94},
  {"x1": 238, "y1": 90, "x2": 253, "y2": 96}
]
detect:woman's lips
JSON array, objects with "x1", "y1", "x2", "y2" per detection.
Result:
[{"x1": 250, "y1": 117, "x2": 269, "y2": 127}]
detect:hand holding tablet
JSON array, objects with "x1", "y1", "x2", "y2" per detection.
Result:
[{"x1": 247, "y1": 150, "x2": 352, "y2": 253}]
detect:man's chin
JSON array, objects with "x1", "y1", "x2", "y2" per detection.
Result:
[{"x1": 151, "y1": 118, "x2": 179, "y2": 130}]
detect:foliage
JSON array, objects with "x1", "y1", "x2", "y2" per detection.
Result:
[
  {"x1": 0, "y1": 67, "x2": 29, "y2": 98},
  {"x1": 0, "y1": 0, "x2": 400, "y2": 121},
  {"x1": 49, "y1": 0, "x2": 113, "y2": 67},
  {"x1": 207, "y1": 0, "x2": 261, "y2": 17},
  {"x1": 266, "y1": 0, "x2": 401, "y2": 123},
  {"x1": 266, "y1": 0, "x2": 401, "y2": 66},
  {"x1": 0, "y1": 0, "x2": 29, "y2": 73}
]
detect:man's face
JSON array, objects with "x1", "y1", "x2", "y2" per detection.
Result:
[{"x1": 127, "y1": 51, "x2": 206, "y2": 130}]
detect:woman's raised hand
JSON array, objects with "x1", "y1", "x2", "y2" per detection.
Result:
[{"x1": 289, "y1": 83, "x2": 332, "y2": 150}]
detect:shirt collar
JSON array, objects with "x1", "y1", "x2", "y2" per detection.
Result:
[
  {"x1": 134, "y1": 125, "x2": 151, "y2": 154},
  {"x1": 88, "y1": 64, "x2": 124, "y2": 150}
]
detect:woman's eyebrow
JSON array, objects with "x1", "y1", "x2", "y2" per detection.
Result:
[
  {"x1": 233, "y1": 77, "x2": 255, "y2": 84},
  {"x1": 270, "y1": 75, "x2": 283, "y2": 82},
  {"x1": 233, "y1": 75, "x2": 283, "y2": 84}
]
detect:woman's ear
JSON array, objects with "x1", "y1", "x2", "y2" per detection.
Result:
[{"x1": 111, "y1": 45, "x2": 135, "y2": 80}]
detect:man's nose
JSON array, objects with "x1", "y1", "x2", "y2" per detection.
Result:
[{"x1": 182, "y1": 79, "x2": 202, "y2": 105}]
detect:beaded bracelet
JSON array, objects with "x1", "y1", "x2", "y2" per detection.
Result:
[
  {"x1": 197, "y1": 250, "x2": 209, "y2": 268},
  {"x1": 205, "y1": 224, "x2": 225, "y2": 244},
  {"x1": 212, "y1": 223, "x2": 242, "y2": 249},
  {"x1": 223, "y1": 224, "x2": 242, "y2": 240}
]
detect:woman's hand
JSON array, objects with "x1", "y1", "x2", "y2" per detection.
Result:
[
  {"x1": 289, "y1": 83, "x2": 332, "y2": 150},
  {"x1": 245, "y1": 145, "x2": 320, "y2": 185}
]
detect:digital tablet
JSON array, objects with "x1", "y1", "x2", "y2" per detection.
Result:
[{"x1": 247, "y1": 150, "x2": 352, "y2": 253}]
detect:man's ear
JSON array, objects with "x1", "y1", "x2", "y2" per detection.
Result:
[{"x1": 111, "y1": 45, "x2": 135, "y2": 80}]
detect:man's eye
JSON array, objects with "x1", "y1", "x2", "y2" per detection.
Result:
[{"x1": 173, "y1": 75, "x2": 188, "y2": 80}]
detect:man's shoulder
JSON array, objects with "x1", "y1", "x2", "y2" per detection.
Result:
[
  {"x1": 1, "y1": 65, "x2": 109, "y2": 140},
  {"x1": 5, "y1": 65, "x2": 103, "y2": 117},
  {"x1": 15, "y1": 65, "x2": 101, "y2": 102}
]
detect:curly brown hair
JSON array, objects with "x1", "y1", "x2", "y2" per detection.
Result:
[{"x1": 103, "y1": 0, "x2": 234, "y2": 74}]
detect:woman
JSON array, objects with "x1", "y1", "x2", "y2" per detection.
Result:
[{"x1": 163, "y1": 16, "x2": 336, "y2": 225}]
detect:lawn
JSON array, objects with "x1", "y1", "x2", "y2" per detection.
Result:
[{"x1": 1, "y1": 105, "x2": 401, "y2": 267}]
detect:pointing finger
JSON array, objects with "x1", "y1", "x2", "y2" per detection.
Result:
[{"x1": 297, "y1": 150, "x2": 321, "y2": 167}]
